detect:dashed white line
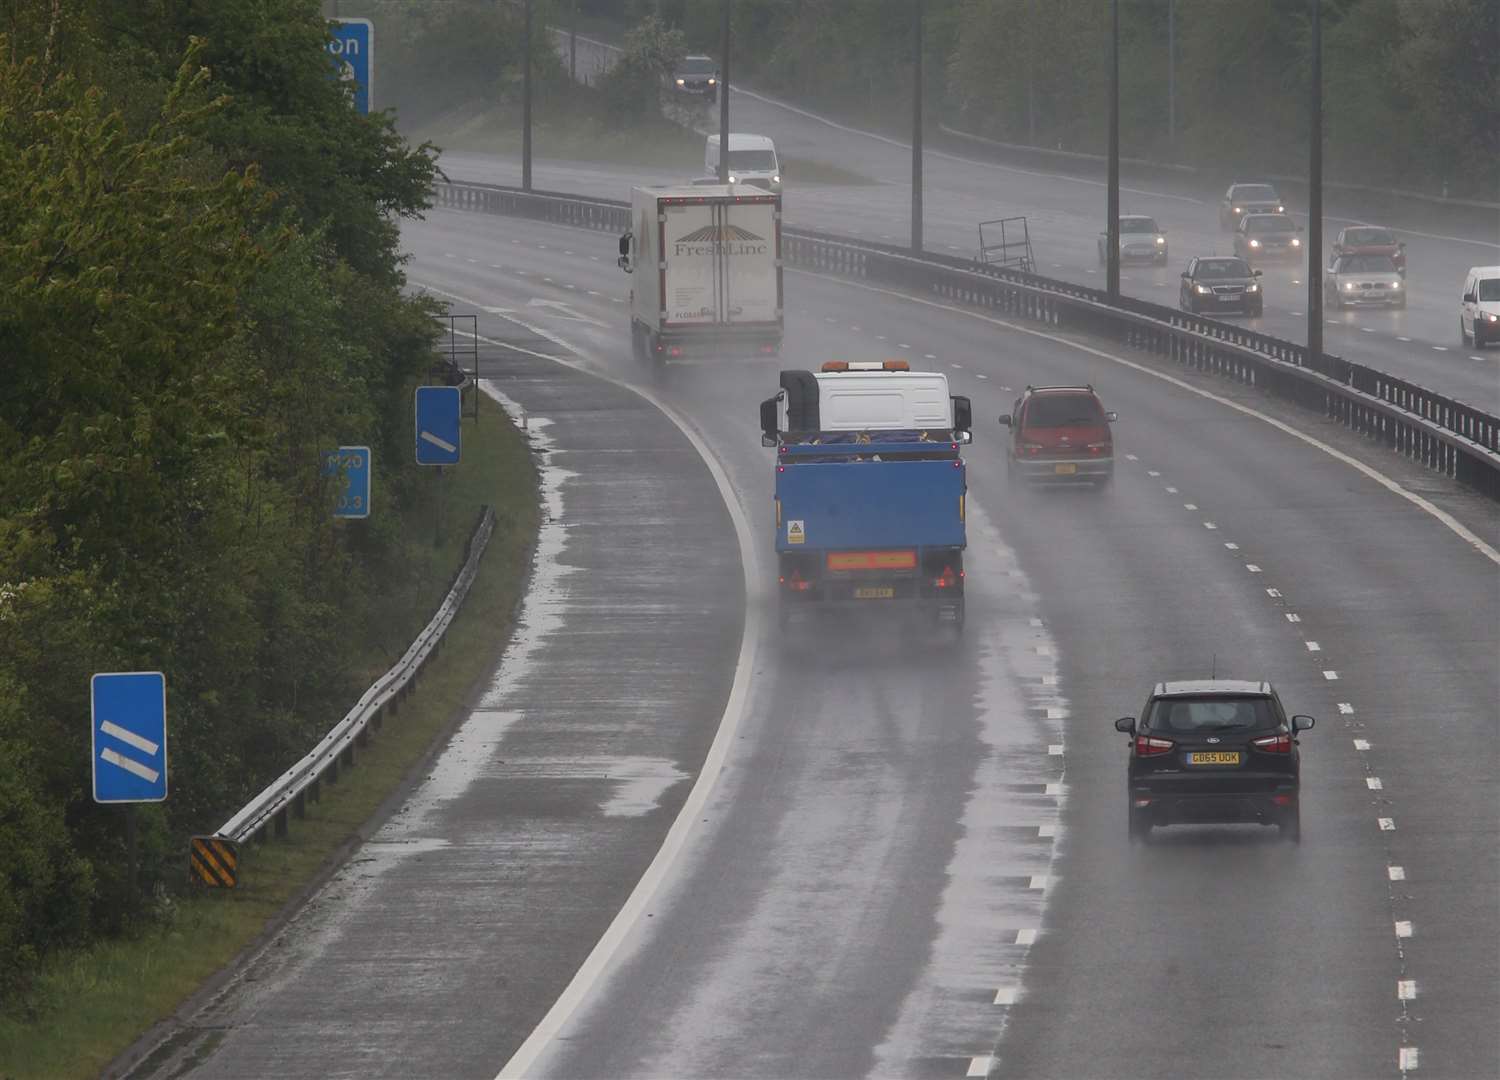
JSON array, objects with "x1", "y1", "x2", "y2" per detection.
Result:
[
  {"x1": 1395, "y1": 921, "x2": 1412, "y2": 938},
  {"x1": 1323, "y1": 670, "x2": 1340, "y2": 680},
  {"x1": 924, "y1": 353, "x2": 937, "y2": 359},
  {"x1": 1354, "y1": 738, "x2": 1371, "y2": 750},
  {"x1": 1432, "y1": 346, "x2": 1448, "y2": 352},
  {"x1": 1044, "y1": 782, "x2": 1064, "y2": 797},
  {"x1": 1203, "y1": 521, "x2": 1218, "y2": 530},
  {"x1": 1366, "y1": 777, "x2": 1384, "y2": 790},
  {"x1": 1028, "y1": 875, "x2": 1050, "y2": 890},
  {"x1": 1245, "y1": 563, "x2": 1262, "y2": 573},
  {"x1": 1014, "y1": 929, "x2": 1039, "y2": 946},
  {"x1": 1184, "y1": 503, "x2": 1198, "y2": 510},
  {"x1": 1225, "y1": 542, "x2": 1240, "y2": 550},
  {"x1": 1041, "y1": 675, "x2": 1058, "y2": 686},
  {"x1": 1399, "y1": 1046, "x2": 1420, "y2": 1072},
  {"x1": 1029, "y1": 617, "x2": 1044, "y2": 627},
  {"x1": 1396, "y1": 336, "x2": 1411, "y2": 342},
  {"x1": 976, "y1": 373, "x2": 989, "y2": 379},
  {"x1": 1048, "y1": 744, "x2": 1065, "y2": 756},
  {"x1": 1305, "y1": 640, "x2": 1321, "y2": 651},
  {"x1": 1045, "y1": 706, "x2": 1066, "y2": 719},
  {"x1": 898, "y1": 343, "x2": 912, "y2": 349},
  {"x1": 1379, "y1": 817, "x2": 1396, "y2": 831},
  {"x1": 993, "y1": 987, "x2": 1018, "y2": 1005},
  {"x1": 1472, "y1": 355, "x2": 1485, "y2": 362},
  {"x1": 1361, "y1": 327, "x2": 1376, "y2": 333},
  {"x1": 1397, "y1": 979, "x2": 1417, "y2": 1000},
  {"x1": 1125, "y1": 453, "x2": 1138, "y2": 461},
  {"x1": 1165, "y1": 485, "x2": 1178, "y2": 493},
  {"x1": 1266, "y1": 587, "x2": 1282, "y2": 598},
  {"x1": 967, "y1": 1055, "x2": 995, "y2": 1077},
  {"x1": 1388, "y1": 865, "x2": 1406, "y2": 881},
  {"x1": 1285, "y1": 612, "x2": 1301, "y2": 622},
  {"x1": 1340, "y1": 704, "x2": 1356, "y2": 715},
  {"x1": 1037, "y1": 824, "x2": 1056, "y2": 838},
  {"x1": 1147, "y1": 470, "x2": 1161, "y2": 477}
]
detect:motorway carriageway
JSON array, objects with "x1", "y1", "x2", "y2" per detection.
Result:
[{"x1": 127, "y1": 204, "x2": 1500, "y2": 1080}]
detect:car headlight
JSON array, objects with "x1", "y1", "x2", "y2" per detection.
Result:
[
  {"x1": 676, "y1": 78, "x2": 686, "y2": 86},
  {"x1": 708, "y1": 78, "x2": 717, "y2": 85},
  {"x1": 1233, "y1": 206, "x2": 1242, "y2": 213},
  {"x1": 1391, "y1": 280, "x2": 1401, "y2": 290},
  {"x1": 772, "y1": 175, "x2": 781, "y2": 184},
  {"x1": 1247, "y1": 283, "x2": 1260, "y2": 293},
  {"x1": 1486, "y1": 313, "x2": 1498, "y2": 322},
  {"x1": 1344, "y1": 281, "x2": 1356, "y2": 290},
  {"x1": 1291, "y1": 237, "x2": 1301, "y2": 247},
  {"x1": 1249, "y1": 239, "x2": 1261, "y2": 248},
  {"x1": 1155, "y1": 236, "x2": 1165, "y2": 245},
  {"x1": 1195, "y1": 284, "x2": 1212, "y2": 295},
  {"x1": 1276, "y1": 205, "x2": 1285, "y2": 212},
  {"x1": 727, "y1": 174, "x2": 737, "y2": 183}
]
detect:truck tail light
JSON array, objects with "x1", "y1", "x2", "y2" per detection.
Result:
[
  {"x1": 780, "y1": 569, "x2": 812, "y2": 592},
  {"x1": 933, "y1": 565, "x2": 960, "y2": 589}
]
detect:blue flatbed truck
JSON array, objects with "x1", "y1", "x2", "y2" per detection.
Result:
[{"x1": 759, "y1": 362, "x2": 973, "y2": 630}]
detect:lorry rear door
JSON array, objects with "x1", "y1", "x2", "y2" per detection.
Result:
[{"x1": 723, "y1": 199, "x2": 780, "y2": 325}]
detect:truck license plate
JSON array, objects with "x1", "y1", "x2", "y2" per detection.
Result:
[{"x1": 854, "y1": 587, "x2": 895, "y2": 599}]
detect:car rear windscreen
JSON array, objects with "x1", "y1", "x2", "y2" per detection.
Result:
[
  {"x1": 1024, "y1": 394, "x2": 1103, "y2": 427},
  {"x1": 1149, "y1": 697, "x2": 1277, "y2": 733}
]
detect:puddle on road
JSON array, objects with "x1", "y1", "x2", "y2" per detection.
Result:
[{"x1": 496, "y1": 755, "x2": 690, "y2": 817}]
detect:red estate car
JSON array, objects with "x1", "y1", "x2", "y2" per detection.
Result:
[
  {"x1": 999, "y1": 385, "x2": 1117, "y2": 488},
  {"x1": 1332, "y1": 225, "x2": 1406, "y2": 274}
]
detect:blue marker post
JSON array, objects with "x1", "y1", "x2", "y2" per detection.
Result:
[
  {"x1": 322, "y1": 445, "x2": 372, "y2": 519},
  {"x1": 92, "y1": 671, "x2": 168, "y2": 900}
]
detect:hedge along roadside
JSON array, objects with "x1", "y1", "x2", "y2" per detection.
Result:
[{"x1": 430, "y1": 180, "x2": 1500, "y2": 503}]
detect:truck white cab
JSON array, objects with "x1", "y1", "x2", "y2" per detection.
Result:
[
  {"x1": 618, "y1": 184, "x2": 783, "y2": 367},
  {"x1": 705, "y1": 133, "x2": 782, "y2": 193}
]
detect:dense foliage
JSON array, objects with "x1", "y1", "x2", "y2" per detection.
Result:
[
  {"x1": 0, "y1": 0, "x2": 441, "y2": 998},
  {"x1": 657, "y1": 0, "x2": 1497, "y2": 198}
]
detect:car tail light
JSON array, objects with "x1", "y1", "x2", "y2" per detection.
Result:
[
  {"x1": 1252, "y1": 732, "x2": 1293, "y2": 754},
  {"x1": 1021, "y1": 441, "x2": 1044, "y2": 456},
  {"x1": 1086, "y1": 442, "x2": 1109, "y2": 454},
  {"x1": 1134, "y1": 735, "x2": 1174, "y2": 756},
  {"x1": 1271, "y1": 794, "x2": 1295, "y2": 806}
]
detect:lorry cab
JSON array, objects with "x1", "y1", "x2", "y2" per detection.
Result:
[
  {"x1": 761, "y1": 362, "x2": 972, "y2": 633},
  {"x1": 706, "y1": 133, "x2": 782, "y2": 193}
]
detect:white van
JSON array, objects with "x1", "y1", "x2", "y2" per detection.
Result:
[
  {"x1": 1460, "y1": 266, "x2": 1500, "y2": 348},
  {"x1": 705, "y1": 133, "x2": 781, "y2": 193}
]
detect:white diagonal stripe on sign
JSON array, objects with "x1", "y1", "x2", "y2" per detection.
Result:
[
  {"x1": 100, "y1": 720, "x2": 158, "y2": 756},
  {"x1": 420, "y1": 430, "x2": 457, "y2": 453},
  {"x1": 100, "y1": 747, "x2": 160, "y2": 783}
]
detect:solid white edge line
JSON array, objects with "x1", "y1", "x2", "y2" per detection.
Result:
[
  {"x1": 412, "y1": 284, "x2": 762, "y2": 1080},
  {"x1": 785, "y1": 268, "x2": 1500, "y2": 568}
]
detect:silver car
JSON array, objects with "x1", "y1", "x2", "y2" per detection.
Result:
[
  {"x1": 1325, "y1": 253, "x2": 1405, "y2": 309},
  {"x1": 1099, "y1": 215, "x2": 1168, "y2": 265}
]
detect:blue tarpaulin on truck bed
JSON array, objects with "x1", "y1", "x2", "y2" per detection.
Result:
[{"x1": 775, "y1": 458, "x2": 966, "y2": 552}]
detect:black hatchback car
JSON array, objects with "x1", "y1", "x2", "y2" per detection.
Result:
[
  {"x1": 1114, "y1": 680, "x2": 1315, "y2": 842},
  {"x1": 1180, "y1": 257, "x2": 1263, "y2": 316}
]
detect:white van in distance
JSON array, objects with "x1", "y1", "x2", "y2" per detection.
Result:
[{"x1": 705, "y1": 133, "x2": 782, "y2": 193}]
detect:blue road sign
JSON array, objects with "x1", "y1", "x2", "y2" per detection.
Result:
[
  {"x1": 415, "y1": 386, "x2": 462, "y2": 466},
  {"x1": 329, "y1": 18, "x2": 374, "y2": 115},
  {"x1": 91, "y1": 672, "x2": 168, "y2": 804},
  {"x1": 322, "y1": 445, "x2": 372, "y2": 519}
]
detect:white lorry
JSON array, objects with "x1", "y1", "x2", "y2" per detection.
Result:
[{"x1": 618, "y1": 184, "x2": 783, "y2": 366}]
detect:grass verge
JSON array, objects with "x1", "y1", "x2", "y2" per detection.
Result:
[{"x1": 0, "y1": 391, "x2": 539, "y2": 1080}]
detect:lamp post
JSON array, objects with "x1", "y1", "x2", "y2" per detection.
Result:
[
  {"x1": 1307, "y1": 0, "x2": 1323, "y2": 369},
  {"x1": 912, "y1": 0, "x2": 924, "y2": 255},
  {"x1": 522, "y1": 0, "x2": 532, "y2": 191},
  {"x1": 718, "y1": 0, "x2": 731, "y2": 182},
  {"x1": 1106, "y1": 0, "x2": 1120, "y2": 299}
]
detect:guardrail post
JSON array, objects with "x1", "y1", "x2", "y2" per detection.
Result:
[
  {"x1": 294, "y1": 789, "x2": 307, "y2": 819},
  {"x1": 274, "y1": 806, "x2": 288, "y2": 838},
  {"x1": 326, "y1": 755, "x2": 339, "y2": 784},
  {"x1": 342, "y1": 744, "x2": 355, "y2": 770}
]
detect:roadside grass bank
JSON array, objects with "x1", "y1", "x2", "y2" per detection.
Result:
[{"x1": 0, "y1": 391, "x2": 539, "y2": 1080}]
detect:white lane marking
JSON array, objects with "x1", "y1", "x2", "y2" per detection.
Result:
[
  {"x1": 1029, "y1": 617, "x2": 1044, "y2": 627},
  {"x1": 1037, "y1": 824, "x2": 1056, "y2": 838},
  {"x1": 1285, "y1": 612, "x2": 1300, "y2": 622},
  {"x1": 1341, "y1": 704, "x2": 1357, "y2": 715},
  {"x1": 976, "y1": 373, "x2": 989, "y2": 379},
  {"x1": 1367, "y1": 777, "x2": 1384, "y2": 790},
  {"x1": 1028, "y1": 875, "x2": 1050, "y2": 890},
  {"x1": 1245, "y1": 563, "x2": 1262, "y2": 573},
  {"x1": 1396, "y1": 336, "x2": 1411, "y2": 342},
  {"x1": 1432, "y1": 345, "x2": 1448, "y2": 351},
  {"x1": 415, "y1": 285, "x2": 762, "y2": 1080},
  {"x1": 1379, "y1": 817, "x2": 1397, "y2": 831},
  {"x1": 967, "y1": 1055, "x2": 995, "y2": 1077},
  {"x1": 876, "y1": 334, "x2": 887, "y2": 340},
  {"x1": 1354, "y1": 738, "x2": 1371, "y2": 750},
  {"x1": 419, "y1": 430, "x2": 458, "y2": 454},
  {"x1": 1397, "y1": 980, "x2": 1417, "y2": 1000},
  {"x1": 1395, "y1": 921, "x2": 1413, "y2": 938},
  {"x1": 993, "y1": 987, "x2": 1018, "y2": 1005},
  {"x1": 100, "y1": 720, "x2": 159, "y2": 756},
  {"x1": 1045, "y1": 706, "x2": 1066, "y2": 719},
  {"x1": 787, "y1": 272, "x2": 1500, "y2": 566},
  {"x1": 1305, "y1": 640, "x2": 1321, "y2": 651},
  {"x1": 1041, "y1": 675, "x2": 1058, "y2": 686},
  {"x1": 1015, "y1": 929, "x2": 1038, "y2": 946},
  {"x1": 1147, "y1": 469, "x2": 1161, "y2": 477},
  {"x1": 1035, "y1": 644, "x2": 1053, "y2": 656},
  {"x1": 1266, "y1": 588, "x2": 1282, "y2": 597},
  {"x1": 99, "y1": 748, "x2": 160, "y2": 783},
  {"x1": 1184, "y1": 503, "x2": 1198, "y2": 510},
  {"x1": 1048, "y1": 744, "x2": 1065, "y2": 756},
  {"x1": 465, "y1": 257, "x2": 478, "y2": 264},
  {"x1": 1044, "y1": 782, "x2": 1064, "y2": 796},
  {"x1": 1165, "y1": 485, "x2": 1178, "y2": 493},
  {"x1": 1472, "y1": 355, "x2": 1486, "y2": 362},
  {"x1": 489, "y1": 263, "x2": 504, "y2": 269},
  {"x1": 925, "y1": 353, "x2": 937, "y2": 360},
  {"x1": 1389, "y1": 865, "x2": 1406, "y2": 880},
  {"x1": 1125, "y1": 453, "x2": 1138, "y2": 461},
  {"x1": 851, "y1": 325, "x2": 862, "y2": 331},
  {"x1": 1399, "y1": 1046, "x2": 1419, "y2": 1072},
  {"x1": 898, "y1": 342, "x2": 912, "y2": 349},
  {"x1": 1323, "y1": 670, "x2": 1340, "y2": 680},
  {"x1": 1361, "y1": 327, "x2": 1376, "y2": 333},
  {"x1": 1225, "y1": 541, "x2": 1240, "y2": 550}
]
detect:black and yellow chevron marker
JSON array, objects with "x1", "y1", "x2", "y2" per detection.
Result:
[{"x1": 190, "y1": 835, "x2": 239, "y2": 888}]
